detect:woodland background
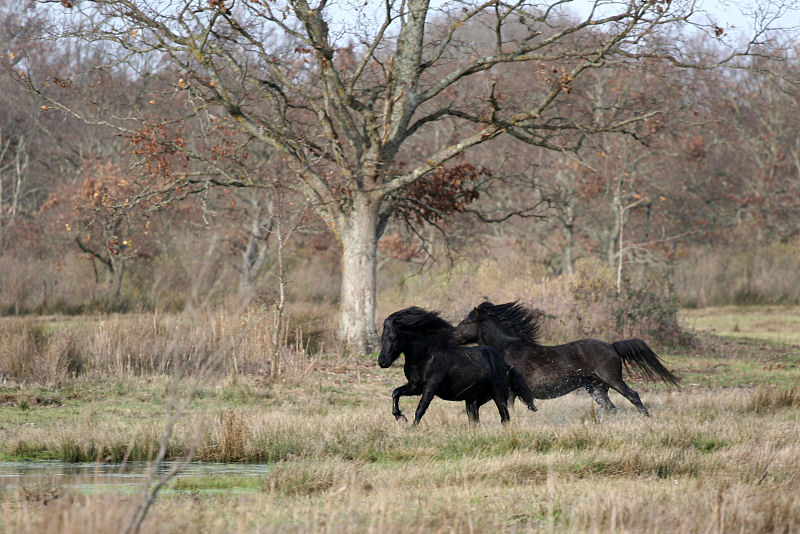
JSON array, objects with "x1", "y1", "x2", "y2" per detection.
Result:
[{"x1": 1, "y1": 1, "x2": 800, "y2": 347}]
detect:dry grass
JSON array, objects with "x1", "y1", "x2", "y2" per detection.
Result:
[
  {"x1": 2, "y1": 384, "x2": 799, "y2": 533},
  {"x1": 2, "y1": 300, "x2": 799, "y2": 533},
  {"x1": 0, "y1": 308, "x2": 316, "y2": 386},
  {"x1": 2, "y1": 341, "x2": 800, "y2": 533}
]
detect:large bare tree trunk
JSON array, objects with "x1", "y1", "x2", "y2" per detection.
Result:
[{"x1": 338, "y1": 194, "x2": 380, "y2": 353}]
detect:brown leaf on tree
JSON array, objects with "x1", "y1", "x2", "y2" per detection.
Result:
[{"x1": 397, "y1": 164, "x2": 485, "y2": 225}]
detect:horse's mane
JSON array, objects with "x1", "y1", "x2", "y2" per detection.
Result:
[
  {"x1": 386, "y1": 306, "x2": 456, "y2": 341},
  {"x1": 476, "y1": 301, "x2": 541, "y2": 345}
]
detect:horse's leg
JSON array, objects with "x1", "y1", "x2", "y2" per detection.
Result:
[
  {"x1": 412, "y1": 383, "x2": 441, "y2": 425},
  {"x1": 465, "y1": 400, "x2": 480, "y2": 424},
  {"x1": 493, "y1": 396, "x2": 511, "y2": 424},
  {"x1": 392, "y1": 382, "x2": 422, "y2": 422},
  {"x1": 585, "y1": 382, "x2": 617, "y2": 413},
  {"x1": 607, "y1": 379, "x2": 650, "y2": 417},
  {"x1": 592, "y1": 349, "x2": 651, "y2": 416},
  {"x1": 491, "y1": 382, "x2": 512, "y2": 425}
]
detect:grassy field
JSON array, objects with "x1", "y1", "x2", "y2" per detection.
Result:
[
  {"x1": 679, "y1": 306, "x2": 800, "y2": 345},
  {"x1": 1, "y1": 307, "x2": 799, "y2": 533}
]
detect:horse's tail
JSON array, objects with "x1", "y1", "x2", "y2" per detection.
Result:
[
  {"x1": 509, "y1": 367, "x2": 538, "y2": 412},
  {"x1": 612, "y1": 339, "x2": 680, "y2": 388}
]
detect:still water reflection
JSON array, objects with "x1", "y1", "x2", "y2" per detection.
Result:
[{"x1": 0, "y1": 461, "x2": 271, "y2": 493}]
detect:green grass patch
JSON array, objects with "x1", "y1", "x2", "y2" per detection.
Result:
[
  {"x1": 680, "y1": 306, "x2": 800, "y2": 345},
  {"x1": 691, "y1": 436, "x2": 727, "y2": 454},
  {"x1": 664, "y1": 352, "x2": 800, "y2": 389}
]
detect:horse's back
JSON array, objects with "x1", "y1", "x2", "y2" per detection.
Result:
[
  {"x1": 432, "y1": 345, "x2": 505, "y2": 402},
  {"x1": 500, "y1": 338, "x2": 621, "y2": 398},
  {"x1": 549, "y1": 338, "x2": 620, "y2": 365}
]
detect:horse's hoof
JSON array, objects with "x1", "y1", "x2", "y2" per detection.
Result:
[{"x1": 395, "y1": 413, "x2": 408, "y2": 422}]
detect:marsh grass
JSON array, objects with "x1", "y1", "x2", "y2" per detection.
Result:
[
  {"x1": 170, "y1": 475, "x2": 266, "y2": 492},
  {"x1": 3, "y1": 373, "x2": 800, "y2": 532},
  {"x1": 2, "y1": 307, "x2": 799, "y2": 532}
]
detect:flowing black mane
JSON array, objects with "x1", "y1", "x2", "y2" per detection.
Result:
[
  {"x1": 386, "y1": 306, "x2": 456, "y2": 341},
  {"x1": 476, "y1": 301, "x2": 541, "y2": 345}
]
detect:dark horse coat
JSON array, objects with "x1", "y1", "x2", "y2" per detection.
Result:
[
  {"x1": 378, "y1": 306, "x2": 537, "y2": 425},
  {"x1": 454, "y1": 302, "x2": 680, "y2": 416}
]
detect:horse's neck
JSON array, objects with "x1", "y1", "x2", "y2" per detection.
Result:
[
  {"x1": 402, "y1": 337, "x2": 444, "y2": 380},
  {"x1": 481, "y1": 322, "x2": 525, "y2": 347},
  {"x1": 402, "y1": 337, "x2": 441, "y2": 364}
]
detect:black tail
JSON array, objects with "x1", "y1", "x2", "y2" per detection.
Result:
[
  {"x1": 612, "y1": 339, "x2": 680, "y2": 388},
  {"x1": 509, "y1": 367, "x2": 537, "y2": 411}
]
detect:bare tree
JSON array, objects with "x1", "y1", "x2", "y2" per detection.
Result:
[{"x1": 20, "y1": 0, "x2": 792, "y2": 351}]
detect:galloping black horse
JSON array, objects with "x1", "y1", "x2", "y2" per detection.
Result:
[
  {"x1": 454, "y1": 302, "x2": 680, "y2": 416},
  {"x1": 378, "y1": 306, "x2": 537, "y2": 425}
]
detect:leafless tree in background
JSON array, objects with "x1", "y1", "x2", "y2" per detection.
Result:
[{"x1": 15, "y1": 0, "x2": 797, "y2": 350}]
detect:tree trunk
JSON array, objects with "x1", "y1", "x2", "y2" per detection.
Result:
[
  {"x1": 563, "y1": 224, "x2": 575, "y2": 276},
  {"x1": 607, "y1": 189, "x2": 621, "y2": 267},
  {"x1": 109, "y1": 255, "x2": 125, "y2": 300},
  {"x1": 238, "y1": 210, "x2": 272, "y2": 296},
  {"x1": 562, "y1": 203, "x2": 576, "y2": 276},
  {"x1": 338, "y1": 194, "x2": 380, "y2": 353}
]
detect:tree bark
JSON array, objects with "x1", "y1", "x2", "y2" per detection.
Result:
[
  {"x1": 237, "y1": 207, "x2": 273, "y2": 297},
  {"x1": 563, "y1": 224, "x2": 575, "y2": 276},
  {"x1": 337, "y1": 194, "x2": 380, "y2": 353}
]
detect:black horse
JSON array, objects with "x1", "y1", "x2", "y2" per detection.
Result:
[
  {"x1": 378, "y1": 306, "x2": 537, "y2": 425},
  {"x1": 454, "y1": 301, "x2": 680, "y2": 416}
]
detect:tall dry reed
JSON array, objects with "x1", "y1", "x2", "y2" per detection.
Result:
[{"x1": 0, "y1": 307, "x2": 314, "y2": 386}]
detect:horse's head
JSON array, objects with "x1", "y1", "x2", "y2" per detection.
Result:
[
  {"x1": 378, "y1": 316, "x2": 402, "y2": 368},
  {"x1": 379, "y1": 307, "x2": 456, "y2": 366},
  {"x1": 454, "y1": 305, "x2": 487, "y2": 344}
]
